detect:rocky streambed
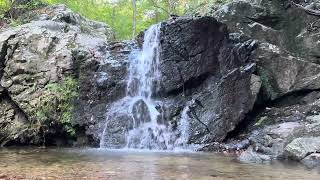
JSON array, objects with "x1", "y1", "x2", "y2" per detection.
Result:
[{"x1": 1, "y1": 0, "x2": 320, "y2": 168}]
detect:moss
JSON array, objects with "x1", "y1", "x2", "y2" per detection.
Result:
[
  {"x1": 258, "y1": 68, "x2": 279, "y2": 100},
  {"x1": 33, "y1": 77, "x2": 79, "y2": 138},
  {"x1": 80, "y1": 24, "x2": 91, "y2": 34},
  {"x1": 254, "y1": 116, "x2": 267, "y2": 127},
  {"x1": 1, "y1": 0, "x2": 45, "y2": 26},
  {"x1": 67, "y1": 41, "x2": 76, "y2": 49}
]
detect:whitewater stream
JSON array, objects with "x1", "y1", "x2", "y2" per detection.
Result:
[{"x1": 100, "y1": 24, "x2": 194, "y2": 150}]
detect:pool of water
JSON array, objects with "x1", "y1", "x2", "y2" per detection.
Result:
[{"x1": 0, "y1": 148, "x2": 319, "y2": 179}]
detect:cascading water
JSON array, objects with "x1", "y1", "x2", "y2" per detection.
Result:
[{"x1": 100, "y1": 24, "x2": 193, "y2": 150}]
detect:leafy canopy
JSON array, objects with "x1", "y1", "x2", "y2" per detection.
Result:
[{"x1": 41, "y1": 0, "x2": 229, "y2": 40}]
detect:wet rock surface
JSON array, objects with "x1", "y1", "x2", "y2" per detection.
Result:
[
  {"x1": 157, "y1": 16, "x2": 257, "y2": 144},
  {"x1": 0, "y1": 4, "x2": 116, "y2": 146},
  {"x1": 193, "y1": 0, "x2": 320, "y2": 168}
]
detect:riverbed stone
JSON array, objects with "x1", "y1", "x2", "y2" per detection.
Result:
[
  {"x1": 301, "y1": 153, "x2": 320, "y2": 168},
  {"x1": 238, "y1": 146, "x2": 271, "y2": 163},
  {"x1": 284, "y1": 137, "x2": 320, "y2": 160}
]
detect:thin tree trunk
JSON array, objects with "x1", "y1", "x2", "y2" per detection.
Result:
[
  {"x1": 111, "y1": 6, "x2": 115, "y2": 28},
  {"x1": 131, "y1": 0, "x2": 137, "y2": 38},
  {"x1": 155, "y1": 9, "x2": 159, "y2": 23}
]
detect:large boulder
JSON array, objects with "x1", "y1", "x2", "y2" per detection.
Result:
[
  {"x1": 212, "y1": 0, "x2": 320, "y2": 63},
  {"x1": 284, "y1": 137, "x2": 320, "y2": 160},
  {"x1": 302, "y1": 153, "x2": 320, "y2": 168},
  {"x1": 199, "y1": 0, "x2": 320, "y2": 167},
  {"x1": 157, "y1": 17, "x2": 258, "y2": 144},
  {"x1": 209, "y1": 0, "x2": 320, "y2": 101},
  {"x1": 0, "y1": 4, "x2": 118, "y2": 146},
  {"x1": 231, "y1": 94, "x2": 320, "y2": 161},
  {"x1": 254, "y1": 43, "x2": 320, "y2": 100}
]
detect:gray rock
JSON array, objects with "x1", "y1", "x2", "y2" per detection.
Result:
[
  {"x1": 212, "y1": 0, "x2": 319, "y2": 63},
  {"x1": 238, "y1": 146, "x2": 271, "y2": 163},
  {"x1": 199, "y1": 1, "x2": 320, "y2": 167},
  {"x1": 209, "y1": 0, "x2": 320, "y2": 102},
  {"x1": 302, "y1": 153, "x2": 320, "y2": 168},
  {"x1": 0, "y1": 5, "x2": 118, "y2": 145},
  {"x1": 254, "y1": 43, "x2": 320, "y2": 100},
  {"x1": 284, "y1": 137, "x2": 320, "y2": 160},
  {"x1": 250, "y1": 74, "x2": 261, "y2": 104},
  {"x1": 158, "y1": 16, "x2": 257, "y2": 144}
]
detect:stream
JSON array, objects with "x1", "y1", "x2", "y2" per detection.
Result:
[{"x1": 0, "y1": 148, "x2": 319, "y2": 179}]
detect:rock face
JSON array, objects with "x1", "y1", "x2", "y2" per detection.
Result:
[
  {"x1": 0, "y1": 5, "x2": 258, "y2": 147},
  {"x1": 202, "y1": 0, "x2": 320, "y2": 167},
  {"x1": 97, "y1": 17, "x2": 258, "y2": 148},
  {"x1": 212, "y1": 0, "x2": 320, "y2": 101},
  {"x1": 213, "y1": 0, "x2": 320, "y2": 63},
  {"x1": 0, "y1": 0, "x2": 319, "y2": 169},
  {"x1": 157, "y1": 17, "x2": 257, "y2": 144},
  {"x1": 0, "y1": 4, "x2": 116, "y2": 146}
]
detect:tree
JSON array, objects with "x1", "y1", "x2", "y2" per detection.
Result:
[{"x1": 131, "y1": 0, "x2": 136, "y2": 37}]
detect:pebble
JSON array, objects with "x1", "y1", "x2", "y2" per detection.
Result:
[{"x1": 0, "y1": 174, "x2": 7, "y2": 179}]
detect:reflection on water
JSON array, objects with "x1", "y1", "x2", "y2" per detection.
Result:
[{"x1": 0, "y1": 148, "x2": 319, "y2": 179}]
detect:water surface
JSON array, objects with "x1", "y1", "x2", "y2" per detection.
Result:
[{"x1": 0, "y1": 148, "x2": 319, "y2": 179}]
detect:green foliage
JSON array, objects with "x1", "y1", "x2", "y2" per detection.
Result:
[
  {"x1": 2, "y1": 0, "x2": 230, "y2": 39},
  {"x1": 259, "y1": 69, "x2": 279, "y2": 100},
  {"x1": 35, "y1": 77, "x2": 79, "y2": 137},
  {"x1": 0, "y1": 0, "x2": 10, "y2": 15},
  {"x1": 41, "y1": 0, "x2": 230, "y2": 40},
  {"x1": 0, "y1": 0, "x2": 44, "y2": 27},
  {"x1": 8, "y1": 18, "x2": 22, "y2": 26}
]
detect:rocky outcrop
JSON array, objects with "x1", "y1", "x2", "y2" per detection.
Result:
[
  {"x1": 1, "y1": 0, "x2": 320, "y2": 170},
  {"x1": 211, "y1": 0, "x2": 320, "y2": 100},
  {"x1": 202, "y1": 0, "x2": 320, "y2": 167},
  {"x1": 0, "y1": 4, "x2": 115, "y2": 146},
  {"x1": 0, "y1": 4, "x2": 258, "y2": 147},
  {"x1": 155, "y1": 17, "x2": 258, "y2": 144},
  {"x1": 254, "y1": 43, "x2": 320, "y2": 100},
  {"x1": 94, "y1": 17, "x2": 258, "y2": 148},
  {"x1": 213, "y1": 0, "x2": 320, "y2": 63}
]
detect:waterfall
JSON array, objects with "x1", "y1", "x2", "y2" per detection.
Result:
[
  {"x1": 124, "y1": 24, "x2": 167, "y2": 150},
  {"x1": 100, "y1": 24, "x2": 194, "y2": 150}
]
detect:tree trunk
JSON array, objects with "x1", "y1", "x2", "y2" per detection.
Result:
[{"x1": 131, "y1": 0, "x2": 137, "y2": 38}]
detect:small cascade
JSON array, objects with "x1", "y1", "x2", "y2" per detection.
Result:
[
  {"x1": 173, "y1": 106, "x2": 191, "y2": 148},
  {"x1": 100, "y1": 24, "x2": 194, "y2": 150}
]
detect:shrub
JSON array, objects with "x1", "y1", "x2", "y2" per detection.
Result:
[{"x1": 34, "y1": 77, "x2": 79, "y2": 139}]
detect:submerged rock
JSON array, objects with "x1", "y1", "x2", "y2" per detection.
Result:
[{"x1": 238, "y1": 146, "x2": 271, "y2": 163}]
